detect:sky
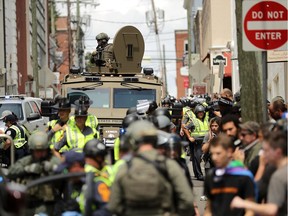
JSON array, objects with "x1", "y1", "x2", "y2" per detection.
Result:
[{"x1": 56, "y1": 0, "x2": 188, "y2": 97}]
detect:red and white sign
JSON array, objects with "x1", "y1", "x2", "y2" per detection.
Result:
[
  {"x1": 243, "y1": 0, "x2": 288, "y2": 51},
  {"x1": 192, "y1": 83, "x2": 206, "y2": 95},
  {"x1": 183, "y1": 77, "x2": 190, "y2": 88}
]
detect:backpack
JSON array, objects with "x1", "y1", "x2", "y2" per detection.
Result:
[{"x1": 122, "y1": 154, "x2": 172, "y2": 209}]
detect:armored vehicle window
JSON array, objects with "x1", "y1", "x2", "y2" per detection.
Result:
[
  {"x1": 113, "y1": 88, "x2": 156, "y2": 108},
  {"x1": 0, "y1": 104, "x2": 23, "y2": 120},
  {"x1": 67, "y1": 88, "x2": 110, "y2": 108}
]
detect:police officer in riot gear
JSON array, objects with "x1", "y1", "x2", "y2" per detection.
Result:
[
  {"x1": 7, "y1": 131, "x2": 61, "y2": 216},
  {"x1": 90, "y1": 32, "x2": 114, "y2": 68},
  {"x1": 114, "y1": 113, "x2": 140, "y2": 162},
  {"x1": 78, "y1": 138, "x2": 113, "y2": 215}
]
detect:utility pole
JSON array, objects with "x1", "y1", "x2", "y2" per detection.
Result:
[
  {"x1": 67, "y1": 0, "x2": 72, "y2": 69},
  {"x1": 187, "y1": 2, "x2": 192, "y2": 86},
  {"x1": 162, "y1": 44, "x2": 167, "y2": 95},
  {"x1": 75, "y1": 0, "x2": 80, "y2": 67},
  {"x1": 150, "y1": 0, "x2": 166, "y2": 96},
  {"x1": 32, "y1": 0, "x2": 39, "y2": 97},
  {"x1": 51, "y1": 1, "x2": 55, "y2": 36}
]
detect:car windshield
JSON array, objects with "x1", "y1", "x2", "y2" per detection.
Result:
[
  {"x1": 67, "y1": 88, "x2": 110, "y2": 108},
  {"x1": 0, "y1": 103, "x2": 23, "y2": 120},
  {"x1": 113, "y1": 88, "x2": 156, "y2": 108}
]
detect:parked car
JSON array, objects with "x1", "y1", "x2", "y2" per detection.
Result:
[{"x1": 0, "y1": 95, "x2": 49, "y2": 133}]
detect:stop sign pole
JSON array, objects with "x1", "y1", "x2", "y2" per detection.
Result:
[{"x1": 242, "y1": 0, "x2": 287, "y2": 122}]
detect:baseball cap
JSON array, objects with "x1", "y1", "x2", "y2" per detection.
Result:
[
  {"x1": 0, "y1": 110, "x2": 12, "y2": 120},
  {"x1": 3, "y1": 114, "x2": 17, "y2": 123},
  {"x1": 239, "y1": 121, "x2": 260, "y2": 134},
  {"x1": 55, "y1": 151, "x2": 85, "y2": 173}
]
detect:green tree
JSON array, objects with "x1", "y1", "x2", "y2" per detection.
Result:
[{"x1": 235, "y1": 0, "x2": 264, "y2": 123}]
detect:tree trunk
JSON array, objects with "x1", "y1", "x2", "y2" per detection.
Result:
[{"x1": 235, "y1": 0, "x2": 264, "y2": 123}]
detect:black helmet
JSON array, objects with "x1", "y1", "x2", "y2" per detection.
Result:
[
  {"x1": 157, "y1": 130, "x2": 170, "y2": 146},
  {"x1": 74, "y1": 95, "x2": 93, "y2": 106},
  {"x1": 169, "y1": 95, "x2": 176, "y2": 103},
  {"x1": 152, "y1": 107, "x2": 171, "y2": 120},
  {"x1": 194, "y1": 104, "x2": 205, "y2": 114},
  {"x1": 122, "y1": 114, "x2": 140, "y2": 129},
  {"x1": 83, "y1": 139, "x2": 107, "y2": 158},
  {"x1": 126, "y1": 107, "x2": 137, "y2": 115},
  {"x1": 161, "y1": 97, "x2": 170, "y2": 106},
  {"x1": 165, "y1": 133, "x2": 183, "y2": 158},
  {"x1": 147, "y1": 101, "x2": 158, "y2": 114},
  {"x1": 74, "y1": 105, "x2": 88, "y2": 116}
]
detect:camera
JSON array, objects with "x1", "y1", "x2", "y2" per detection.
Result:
[{"x1": 40, "y1": 100, "x2": 58, "y2": 121}]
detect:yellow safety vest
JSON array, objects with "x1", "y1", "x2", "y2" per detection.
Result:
[
  {"x1": 69, "y1": 114, "x2": 100, "y2": 138},
  {"x1": 78, "y1": 169, "x2": 112, "y2": 214},
  {"x1": 48, "y1": 120, "x2": 67, "y2": 147},
  {"x1": 113, "y1": 137, "x2": 120, "y2": 161},
  {"x1": 65, "y1": 126, "x2": 96, "y2": 152},
  {"x1": 190, "y1": 115, "x2": 209, "y2": 138},
  {"x1": 10, "y1": 125, "x2": 26, "y2": 148}
]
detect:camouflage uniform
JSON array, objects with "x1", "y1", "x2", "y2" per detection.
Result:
[{"x1": 7, "y1": 131, "x2": 61, "y2": 216}]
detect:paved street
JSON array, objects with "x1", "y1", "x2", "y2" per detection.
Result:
[{"x1": 186, "y1": 157, "x2": 207, "y2": 215}]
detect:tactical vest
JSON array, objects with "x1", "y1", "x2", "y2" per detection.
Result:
[
  {"x1": 65, "y1": 126, "x2": 96, "y2": 152},
  {"x1": 79, "y1": 164, "x2": 113, "y2": 213},
  {"x1": 10, "y1": 125, "x2": 26, "y2": 148},
  {"x1": 190, "y1": 115, "x2": 209, "y2": 138}
]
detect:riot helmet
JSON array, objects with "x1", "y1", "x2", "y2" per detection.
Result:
[
  {"x1": 146, "y1": 100, "x2": 158, "y2": 114},
  {"x1": 152, "y1": 107, "x2": 171, "y2": 120},
  {"x1": 165, "y1": 133, "x2": 185, "y2": 159},
  {"x1": 126, "y1": 120, "x2": 158, "y2": 148},
  {"x1": 157, "y1": 130, "x2": 170, "y2": 146},
  {"x1": 74, "y1": 95, "x2": 93, "y2": 106},
  {"x1": 122, "y1": 114, "x2": 140, "y2": 129},
  {"x1": 96, "y1": 33, "x2": 110, "y2": 42},
  {"x1": 194, "y1": 104, "x2": 205, "y2": 114},
  {"x1": 29, "y1": 131, "x2": 50, "y2": 150},
  {"x1": 83, "y1": 139, "x2": 107, "y2": 158},
  {"x1": 126, "y1": 107, "x2": 137, "y2": 115}
]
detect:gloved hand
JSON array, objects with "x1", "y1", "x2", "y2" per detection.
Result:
[
  {"x1": 24, "y1": 163, "x2": 43, "y2": 174},
  {"x1": 42, "y1": 161, "x2": 57, "y2": 172}
]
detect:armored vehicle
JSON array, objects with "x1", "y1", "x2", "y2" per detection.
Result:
[{"x1": 61, "y1": 26, "x2": 162, "y2": 146}]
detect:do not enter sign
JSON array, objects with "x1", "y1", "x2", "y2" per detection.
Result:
[{"x1": 243, "y1": 0, "x2": 288, "y2": 51}]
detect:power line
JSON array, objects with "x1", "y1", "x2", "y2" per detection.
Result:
[{"x1": 89, "y1": 17, "x2": 186, "y2": 24}]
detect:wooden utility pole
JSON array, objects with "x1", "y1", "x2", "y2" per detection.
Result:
[
  {"x1": 235, "y1": 0, "x2": 264, "y2": 123},
  {"x1": 151, "y1": 0, "x2": 167, "y2": 96},
  {"x1": 67, "y1": 0, "x2": 72, "y2": 69},
  {"x1": 32, "y1": 0, "x2": 39, "y2": 97}
]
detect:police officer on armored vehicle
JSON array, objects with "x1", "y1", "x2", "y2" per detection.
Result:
[{"x1": 90, "y1": 32, "x2": 114, "y2": 68}]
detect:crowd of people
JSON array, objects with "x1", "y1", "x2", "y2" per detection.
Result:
[{"x1": 0, "y1": 88, "x2": 286, "y2": 216}]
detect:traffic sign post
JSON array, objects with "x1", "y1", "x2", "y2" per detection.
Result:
[{"x1": 243, "y1": 0, "x2": 288, "y2": 51}]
